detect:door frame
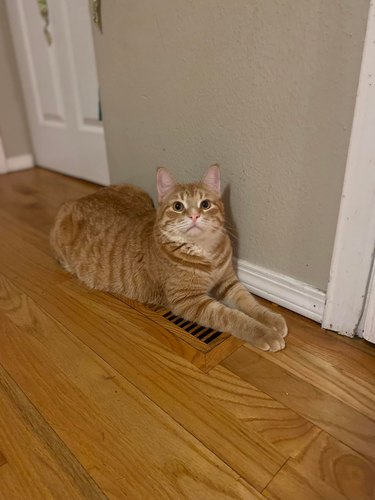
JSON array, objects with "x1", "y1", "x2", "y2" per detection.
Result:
[
  {"x1": 0, "y1": 136, "x2": 6, "y2": 174},
  {"x1": 322, "y1": 1, "x2": 375, "y2": 336},
  {"x1": 361, "y1": 259, "x2": 375, "y2": 341}
]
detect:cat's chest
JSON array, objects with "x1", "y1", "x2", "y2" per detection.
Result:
[
  {"x1": 209, "y1": 262, "x2": 229, "y2": 286},
  {"x1": 184, "y1": 247, "x2": 228, "y2": 282}
]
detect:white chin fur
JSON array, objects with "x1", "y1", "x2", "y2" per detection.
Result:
[{"x1": 186, "y1": 226, "x2": 202, "y2": 236}]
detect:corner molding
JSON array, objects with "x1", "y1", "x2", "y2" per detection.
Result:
[{"x1": 237, "y1": 259, "x2": 326, "y2": 323}]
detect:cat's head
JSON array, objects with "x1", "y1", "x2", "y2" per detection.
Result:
[{"x1": 156, "y1": 165, "x2": 226, "y2": 245}]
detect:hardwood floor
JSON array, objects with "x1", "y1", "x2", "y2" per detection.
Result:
[{"x1": 0, "y1": 167, "x2": 374, "y2": 499}]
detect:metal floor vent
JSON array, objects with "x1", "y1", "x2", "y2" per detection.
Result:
[{"x1": 115, "y1": 297, "x2": 243, "y2": 372}]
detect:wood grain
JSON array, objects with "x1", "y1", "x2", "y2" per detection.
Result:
[
  {"x1": 0, "y1": 364, "x2": 105, "y2": 499},
  {"x1": 289, "y1": 431, "x2": 375, "y2": 500},
  {"x1": 242, "y1": 342, "x2": 375, "y2": 421},
  {"x1": 0, "y1": 311, "x2": 261, "y2": 499},
  {"x1": 285, "y1": 312, "x2": 375, "y2": 383},
  {"x1": 150, "y1": 360, "x2": 321, "y2": 459},
  {"x1": 0, "y1": 264, "x2": 284, "y2": 492},
  {"x1": 223, "y1": 347, "x2": 375, "y2": 462},
  {"x1": 263, "y1": 461, "x2": 347, "y2": 500}
]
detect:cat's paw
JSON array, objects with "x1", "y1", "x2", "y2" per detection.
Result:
[
  {"x1": 251, "y1": 326, "x2": 286, "y2": 352},
  {"x1": 269, "y1": 312, "x2": 288, "y2": 338}
]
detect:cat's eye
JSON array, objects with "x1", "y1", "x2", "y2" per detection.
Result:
[
  {"x1": 200, "y1": 199, "x2": 211, "y2": 210},
  {"x1": 173, "y1": 201, "x2": 184, "y2": 212}
]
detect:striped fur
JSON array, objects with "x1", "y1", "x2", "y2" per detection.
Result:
[{"x1": 50, "y1": 166, "x2": 287, "y2": 351}]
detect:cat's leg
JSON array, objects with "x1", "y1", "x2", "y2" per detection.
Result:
[
  {"x1": 167, "y1": 289, "x2": 285, "y2": 352},
  {"x1": 212, "y1": 269, "x2": 288, "y2": 338}
]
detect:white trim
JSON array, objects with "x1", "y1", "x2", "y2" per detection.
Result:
[
  {"x1": 6, "y1": 154, "x2": 34, "y2": 172},
  {"x1": 0, "y1": 136, "x2": 7, "y2": 174},
  {"x1": 237, "y1": 259, "x2": 326, "y2": 323},
  {"x1": 362, "y1": 260, "x2": 375, "y2": 343},
  {"x1": 0, "y1": 141, "x2": 34, "y2": 174},
  {"x1": 322, "y1": 2, "x2": 375, "y2": 336}
]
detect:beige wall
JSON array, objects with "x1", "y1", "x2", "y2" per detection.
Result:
[
  {"x1": 0, "y1": 0, "x2": 31, "y2": 158},
  {"x1": 92, "y1": 0, "x2": 369, "y2": 290}
]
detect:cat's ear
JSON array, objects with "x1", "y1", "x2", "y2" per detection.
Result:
[
  {"x1": 202, "y1": 164, "x2": 221, "y2": 195},
  {"x1": 156, "y1": 167, "x2": 176, "y2": 202}
]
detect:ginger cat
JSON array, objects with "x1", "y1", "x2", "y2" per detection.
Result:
[{"x1": 50, "y1": 165, "x2": 287, "y2": 351}]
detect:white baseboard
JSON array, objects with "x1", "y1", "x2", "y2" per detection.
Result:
[
  {"x1": 6, "y1": 154, "x2": 34, "y2": 172},
  {"x1": 237, "y1": 259, "x2": 326, "y2": 323}
]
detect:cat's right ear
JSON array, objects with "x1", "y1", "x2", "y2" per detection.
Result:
[{"x1": 156, "y1": 167, "x2": 176, "y2": 202}]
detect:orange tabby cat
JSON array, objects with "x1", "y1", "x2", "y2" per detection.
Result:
[{"x1": 50, "y1": 165, "x2": 287, "y2": 351}]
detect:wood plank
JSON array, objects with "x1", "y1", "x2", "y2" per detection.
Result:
[
  {"x1": 289, "y1": 431, "x2": 375, "y2": 500},
  {"x1": 151, "y1": 360, "x2": 320, "y2": 459},
  {"x1": 263, "y1": 461, "x2": 346, "y2": 500},
  {"x1": 0, "y1": 243, "x2": 286, "y2": 491},
  {"x1": 2, "y1": 259, "x2": 318, "y2": 460},
  {"x1": 0, "y1": 183, "x2": 56, "y2": 234},
  {"x1": 0, "y1": 364, "x2": 105, "y2": 499},
  {"x1": 288, "y1": 328, "x2": 375, "y2": 384},
  {"x1": 0, "y1": 311, "x2": 262, "y2": 499},
  {"x1": 0, "y1": 452, "x2": 6, "y2": 468},
  {"x1": 0, "y1": 167, "x2": 97, "y2": 208},
  {"x1": 259, "y1": 298, "x2": 375, "y2": 358},
  {"x1": 242, "y1": 341, "x2": 375, "y2": 422},
  {"x1": 222, "y1": 347, "x2": 375, "y2": 463},
  {"x1": 0, "y1": 168, "x2": 96, "y2": 235},
  {"x1": 0, "y1": 463, "x2": 53, "y2": 500},
  {"x1": 278, "y1": 303, "x2": 375, "y2": 383},
  {"x1": 0, "y1": 208, "x2": 51, "y2": 256},
  {"x1": 0, "y1": 229, "x2": 69, "y2": 287}
]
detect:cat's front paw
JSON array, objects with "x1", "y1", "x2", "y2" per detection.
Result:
[
  {"x1": 251, "y1": 326, "x2": 286, "y2": 352},
  {"x1": 268, "y1": 312, "x2": 288, "y2": 338}
]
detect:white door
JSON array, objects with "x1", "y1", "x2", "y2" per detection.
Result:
[{"x1": 5, "y1": 0, "x2": 110, "y2": 185}]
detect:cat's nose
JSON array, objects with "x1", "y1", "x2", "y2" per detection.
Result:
[{"x1": 189, "y1": 213, "x2": 200, "y2": 223}]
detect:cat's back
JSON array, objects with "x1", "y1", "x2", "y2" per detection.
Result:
[
  {"x1": 72, "y1": 183, "x2": 154, "y2": 218},
  {"x1": 53, "y1": 183, "x2": 154, "y2": 230},
  {"x1": 50, "y1": 184, "x2": 155, "y2": 285}
]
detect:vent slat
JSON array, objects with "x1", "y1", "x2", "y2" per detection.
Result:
[
  {"x1": 190, "y1": 325, "x2": 205, "y2": 336},
  {"x1": 204, "y1": 330, "x2": 222, "y2": 344},
  {"x1": 185, "y1": 323, "x2": 199, "y2": 332},
  {"x1": 180, "y1": 320, "x2": 190, "y2": 329},
  {"x1": 163, "y1": 312, "x2": 173, "y2": 319},
  {"x1": 173, "y1": 317, "x2": 184, "y2": 326},
  {"x1": 197, "y1": 328, "x2": 214, "y2": 340}
]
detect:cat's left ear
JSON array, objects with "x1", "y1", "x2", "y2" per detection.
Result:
[
  {"x1": 156, "y1": 167, "x2": 177, "y2": 202},
  {"x1": 202, "y1": 164, "x2": 221, "y2": 195}
]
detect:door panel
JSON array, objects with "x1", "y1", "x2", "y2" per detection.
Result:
[{"x1": 5, "y1": 0, "x2": 109, "y2": 185}]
